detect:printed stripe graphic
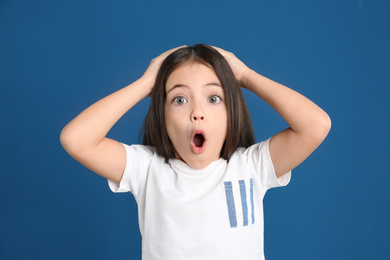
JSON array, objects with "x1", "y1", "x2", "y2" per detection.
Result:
[
  {"x1": 250, "y1": 178, "x2": 255, "y2": 224},
  {"x1": 223, "y1": 181, "x2": 237, "y2": 228},
  {"x1": 239, "y1": 180, "x2": 248, "y2": 226},
  {"x1": 223, "y1": 179, "x2": 255, "y2": 228}
]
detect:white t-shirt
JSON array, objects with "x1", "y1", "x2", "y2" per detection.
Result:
[{"x1": 108, "y1": 139, "x2": 291, "y2": 260}]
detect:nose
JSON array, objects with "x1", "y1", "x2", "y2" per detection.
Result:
[
  {"x1": 192, "y1": 114, "x2": 204, "y2": 121},
  {"x1": 191, "y1": 103, "x2": 205, "y2": 121}
]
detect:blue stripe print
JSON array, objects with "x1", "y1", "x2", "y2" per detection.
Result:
[
  {"x1": 223, "y1": 181, "x2": 237, "y2": 228},
  {"x1": 239, "y1": 180, "x2": 249, "y2": 226},
  {"x1": 250, "y1": 178, "x2": 255, "y2": 224}
]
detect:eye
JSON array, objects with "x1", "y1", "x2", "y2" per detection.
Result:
[
  {"x1": 208, "y1": 95, "x2": 222, "y2": 104},
  {"x1": 172, "y1": 96, "x2": 188, "y2": 105}
]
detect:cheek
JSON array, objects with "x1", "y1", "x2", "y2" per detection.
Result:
[
  {"x1": 209, "y1": 107, "x2": 228, "y2": 139},
  {"x1": 214, "y1": 106, "x2": 228, "y2": 124},
  {"x1": 164, "y1": 108, "x2": 184, "y2": 138}
]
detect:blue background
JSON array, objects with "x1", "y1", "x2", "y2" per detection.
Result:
[{"x1": 1, "y1": 0, "x2": 389, "y2": 259}]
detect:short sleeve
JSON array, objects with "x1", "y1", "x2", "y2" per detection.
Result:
[
  {"x1": 108, "y1": 144, "x2": 154, "y2": 194},
  {"x1": 244, "y1": 138, "x2": 291, "y2": 190}
]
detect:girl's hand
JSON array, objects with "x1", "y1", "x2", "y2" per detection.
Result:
[
  {"x1": 140, "y1": 46, "x2": 186, "y2": 96},
  {"x1": 212, "y1": 46, "x2": 251, "y2": 87}
]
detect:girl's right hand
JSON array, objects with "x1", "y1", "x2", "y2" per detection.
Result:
[{"x1": 140, "y1": 46, "x2": 186, "y2": 97}]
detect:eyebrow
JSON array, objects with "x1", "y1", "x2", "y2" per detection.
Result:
[{"x1": 166, "y1": 82, "x2": 222, "y2": 95}]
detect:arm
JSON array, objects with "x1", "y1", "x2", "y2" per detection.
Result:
[
  {"x1": 215, "y1": 47, "x2": 331, "y2": 178},
  {"x1": 60, "y1": 47, "x2": 183, "y2": 183}
]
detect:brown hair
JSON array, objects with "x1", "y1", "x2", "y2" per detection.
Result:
[{"x1": 141, "y1": 44, "x2": 255, "y2": 161}]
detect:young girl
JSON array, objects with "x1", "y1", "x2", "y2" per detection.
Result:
[{"x1": 60, "y1": 44, "x2": 331, "y2": 259}]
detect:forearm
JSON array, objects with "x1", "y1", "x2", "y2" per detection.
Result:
[
  {"x1": 244, "y1": 69, "x2": 331, "y2": 138},
  {"x1": 60, "y1": 78, "x2": 151, "y2": 152}
]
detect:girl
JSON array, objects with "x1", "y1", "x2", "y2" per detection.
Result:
[{"x1": 60, "y1": 44, "x2": 331, "y2": 259}]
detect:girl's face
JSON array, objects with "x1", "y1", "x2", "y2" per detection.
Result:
[{"x1": 164, "y1": 62, "x2": 228, "y2": 169}]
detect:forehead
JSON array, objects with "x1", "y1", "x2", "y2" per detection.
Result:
[{"x1": 165, "y1": 61, "x2": 221, "y2": 92}]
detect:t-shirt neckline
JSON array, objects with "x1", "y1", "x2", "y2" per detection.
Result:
[{"x1": 168, "y1": 158, "x2": 226, "y2": 174}]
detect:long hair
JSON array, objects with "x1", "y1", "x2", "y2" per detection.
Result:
[{"x1": 141, "y1": 44, "x2": 255, "y2": 161}]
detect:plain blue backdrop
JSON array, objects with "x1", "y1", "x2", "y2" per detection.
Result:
[{"x1": 1, "y1": 0, "x2": 389, "y2": 259}]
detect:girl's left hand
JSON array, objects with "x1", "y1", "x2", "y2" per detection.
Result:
[{"x1": 212, "y1": 46, "x2": 251, "y2": 87}]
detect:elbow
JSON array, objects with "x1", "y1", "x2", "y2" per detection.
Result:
[
  {"x1": 321, "y1": 113, "x2": 332, "y2": 136},
  {"x1": 60, "y1": 127, "x2": 74, "y2": 154},
  {"x1": 60, "y1": 126, "x2": 84, "y2": 156},
  {"x1": 312, "y1": 113, "x2": 332, "y2": 144},
  {"x1": 60, "y1": 125, "x2": 100, "y2": 161}
]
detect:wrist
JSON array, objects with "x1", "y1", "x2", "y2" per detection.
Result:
[
  {"x1": 134, "y1": 77, "x2": 155, "y2": 98},
  {"x1": 240, "y1": 68, "x2": 254, "y2": 89}
]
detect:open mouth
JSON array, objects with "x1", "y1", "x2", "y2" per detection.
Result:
[
  {"x1": 191, "y1": 131, "x2": 206, "y2": 154},
  {"x1": 193, "y1": 133, "x2": 205, "y2": 147}
]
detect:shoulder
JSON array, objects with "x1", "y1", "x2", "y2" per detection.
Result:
[
  {"x1": 122, "y1": 143, "x2": 156, "y2": 156},
  {"x1": 232, "y1": 139, "x2": 270, "y2": 160},
  {"x1": 109, "y1": 144, "x2": 165, "y2": 193},
  {"x1": 121, "y1": 144, "x2": 161, "y2": 162},
  {"x1": 121, "y1": 144, "x2": 163, "y2": 171},
  {"x1": 231, "y1": 139, "x2": 291, "y2": 188},
  {"x1": 226, "y1": 140, "x2": 271, "y2": 176}
]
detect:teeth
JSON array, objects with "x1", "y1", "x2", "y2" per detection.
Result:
[{"x1": 193, "y1": 134, "x2": 204, "y2": 147}]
